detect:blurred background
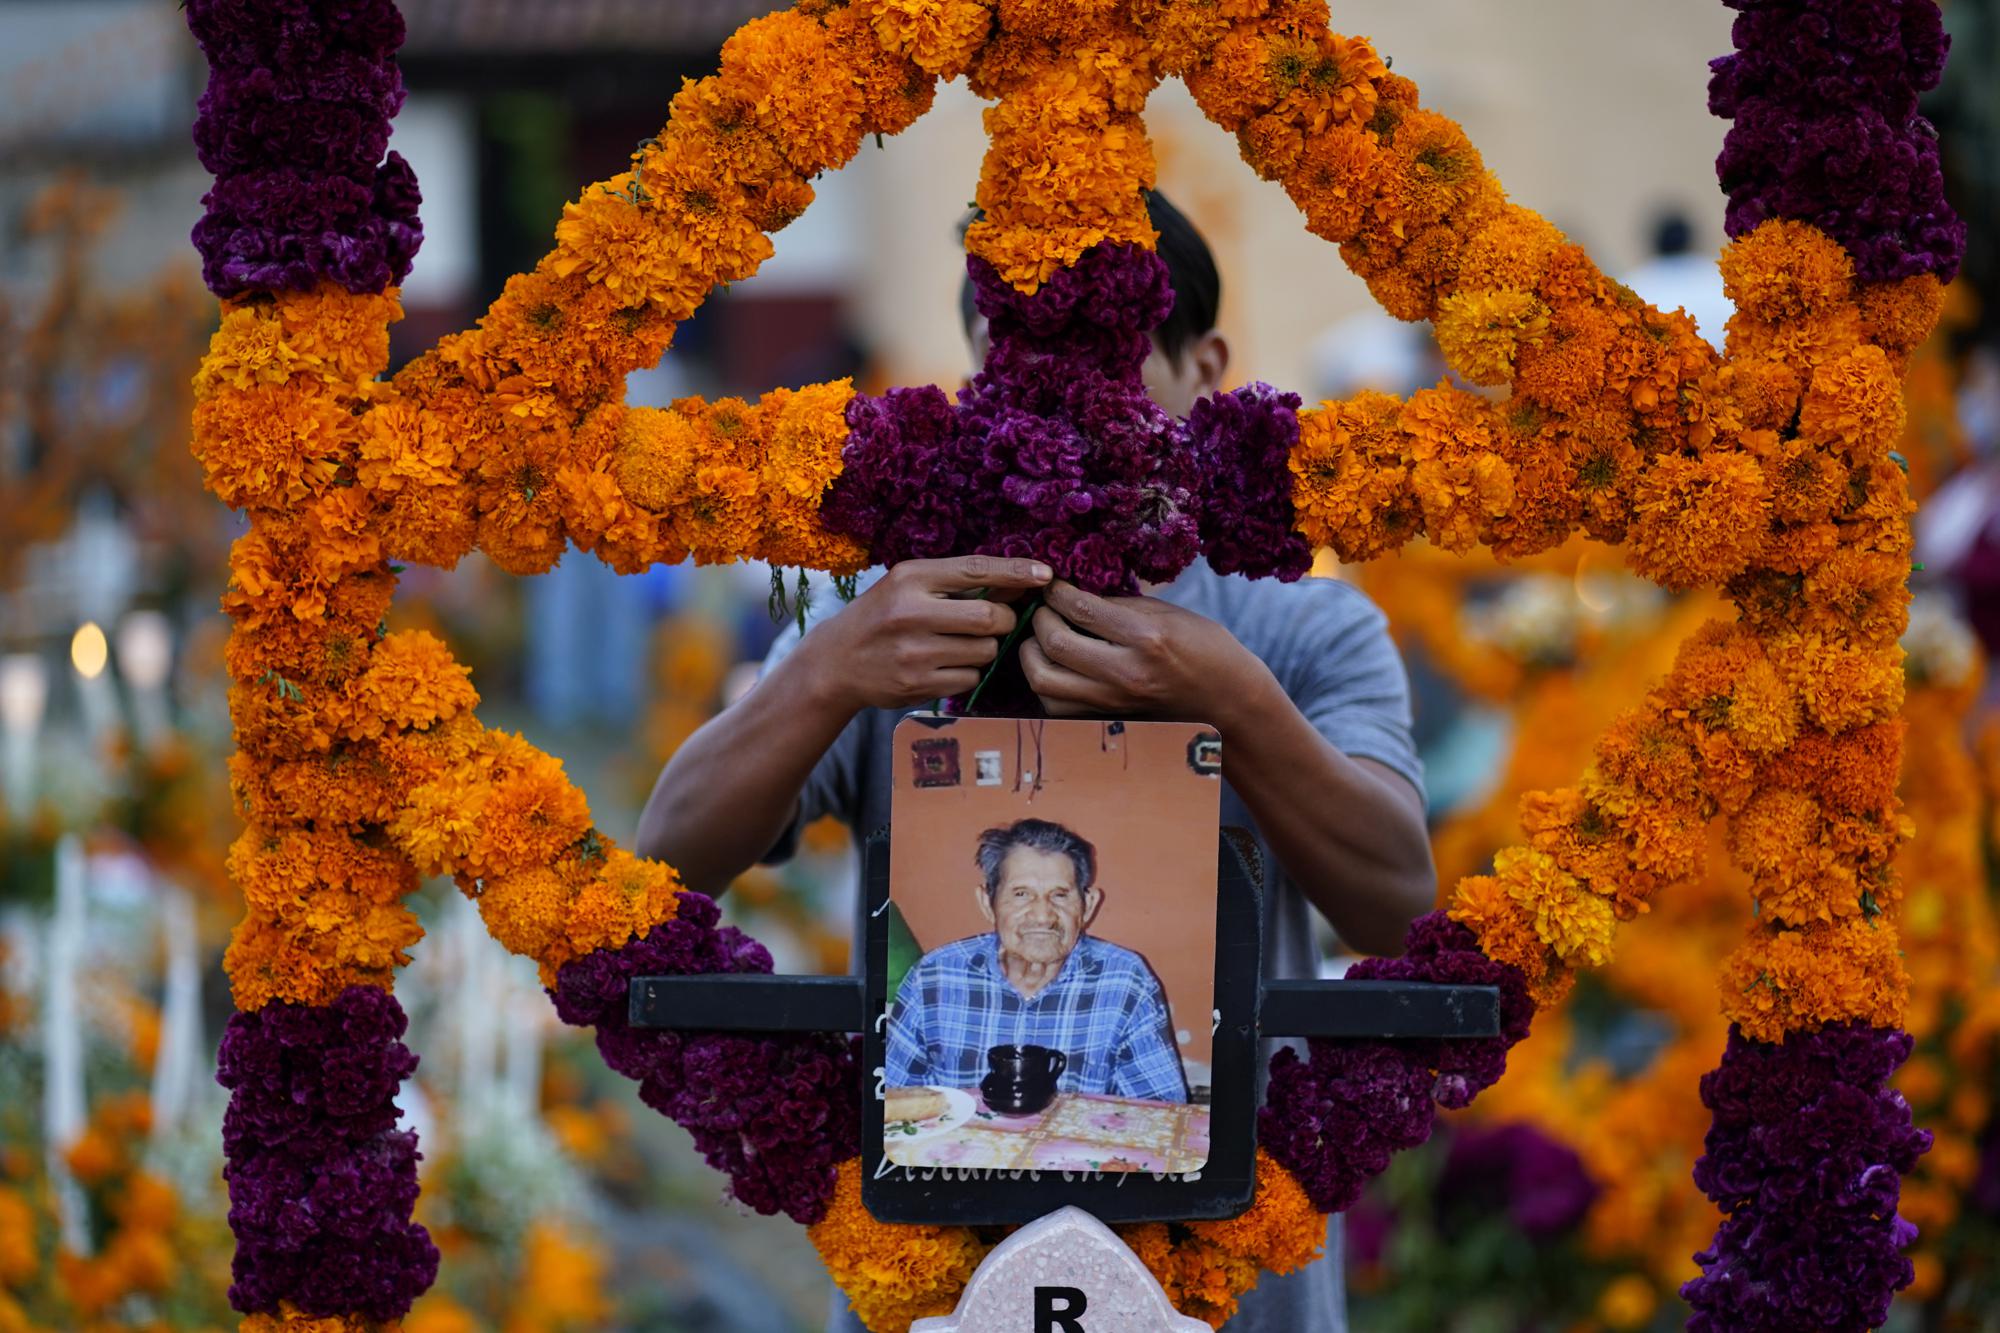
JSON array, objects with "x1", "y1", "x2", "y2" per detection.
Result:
[{"x1": 1, "y1": 1, "x2": 1997, "y2": 1330}]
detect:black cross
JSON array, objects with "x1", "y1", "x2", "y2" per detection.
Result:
[{"x1": 629, "y1": 831, "x2": 1499, "y2": 1224}]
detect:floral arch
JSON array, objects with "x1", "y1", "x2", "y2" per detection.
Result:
[{"x1": 187, "y1": 0, "x2": 1961, "y2": 1330}]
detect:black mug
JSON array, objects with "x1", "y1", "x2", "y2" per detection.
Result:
[{"x1": 980, "y1": 1043, "x2": 1067, "y2": 1116}]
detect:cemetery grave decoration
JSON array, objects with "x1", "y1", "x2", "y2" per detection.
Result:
[{"x1": 187, "y1": 0, "x2": 1960, "y2": 1329}]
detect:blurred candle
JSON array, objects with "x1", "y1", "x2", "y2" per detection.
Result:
[
  {"x1": 70, "y1": 622, "x2": 119, "y2": 744},
  {"x1": 46, "y1": 835, "x2": 89, "y2": 1253},
  {"x1": 0, "y1": 654, "x2": 48, "y2": 820},
  {"x1": 116, "y1": 611, "x2": 174, "y2": 747}
]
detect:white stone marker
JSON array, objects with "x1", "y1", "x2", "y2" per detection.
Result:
[{"x1": 911, "y1": 1206, "x2": 1212, "y2": 1333}]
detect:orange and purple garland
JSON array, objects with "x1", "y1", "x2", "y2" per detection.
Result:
[{"x1": 187, "y1": 0, "x2": 1967, "y2": 1328}]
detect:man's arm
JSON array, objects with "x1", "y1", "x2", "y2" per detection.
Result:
[
  {"x1": 1112, "y1": 985, "x2": 1190, "y2": 1104},
  {"x1": 1020, "y1": 581, "x2": 1432, "y2": 956},
  {"x1": 635, "y1": 555, "x2": 1051, "y2": 895}
]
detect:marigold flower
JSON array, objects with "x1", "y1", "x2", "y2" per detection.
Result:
[
  {"x1": 809, "y1": 1158, "x2": 988, "y2": 1330},
  {"x1": 1434, "y1": 289, "x2": 1551, "y2": 386},
  {"x1": 1717, "y1": 218, "x2": 1854, "y2": 324},
  {"x1": 859, "y1": 0, "x2": 993, "y2": 80},
  {"x1": 1719, "y1": 918, "x2": 1908, "y2": 1042},
  {"x1": 1626, "y1": 451, "x2": 1771, "y2": 591}
]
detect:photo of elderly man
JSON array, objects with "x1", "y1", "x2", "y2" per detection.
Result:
[{"x1": 885, "y1": 817, "x2": 1187, "y2": 1105}]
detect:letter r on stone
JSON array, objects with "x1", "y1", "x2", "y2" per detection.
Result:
[{"x1": 1035, "y1": 1285, "x2": 1087, "y2": 1333}]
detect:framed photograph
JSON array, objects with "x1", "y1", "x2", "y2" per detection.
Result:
[{"x1": 863, "y1": 716, "x2": 1258, "y2": 1226}]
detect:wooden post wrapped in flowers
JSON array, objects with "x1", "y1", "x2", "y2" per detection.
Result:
[{"x1": 187, "y1": 0, "x2": 1962, "y2": 1329}]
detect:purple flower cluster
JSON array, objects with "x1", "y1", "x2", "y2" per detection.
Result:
[
  {"x1": 214, "y1": 985, "x2": 439, "y2": 1321},
  {"x1": 1438, "y1": 1122, "x2": 1598, "y2": 1240},
  {"x1": 551, "y1": 892, "x2": 861, "y2": 1225},
  {"x1": 1188, "y1": 383, "x2": 1312, "y2": 582},
  {"x1": 825, "y1": 243, "x2": 1307, "y2": 596},
  {"x1": 1258, "y1": 913, "x2": 1534, "y2": 1213},
  {"x1": 1710, "y1": 0, "x2": 1964, "y2": 283},
  {"x1": 186, "y1": 0, "x2": 422, "y2": 296},
  {"x1": 1681, "y1": 1022, "x2": 1932, "y2": 1331}
]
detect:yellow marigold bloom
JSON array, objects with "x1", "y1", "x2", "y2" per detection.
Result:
[
  {"x1": 1455, "y1": 206, "x2": 1563, "y2": 293},
  {"x1": 474, "y1": 748, "x2": 593, "y2": 879},
  {"x1": 239, "y1": 1305, "x2": 394, "y2": 1333},
  {"x1": 1625, "y1": 451, "x2": 1771, "y2": 592},
  {"x1": 193, "y1": 380, "x2": 353, "y2": 512},
  {"x1": 1366, "y1": 107, "x2": 1492, "y2": 240},
  {"x1": 1434, "y1": 289, "x2": 1551, "y2": 387},
  {"x1": 1720, "y1": 918, "x2": 1908, "y2": 1042},
  {"x1": 1760, "y1": 719, "x2": 1904, "y2": 816},
  {"x1": 1741, "y1": 427, "x2": 1846, "y2": 526},
  {"x1": 1290, "y1": 391, "x2": 1419, "y2": 562},
  {"x1": 1131, "y1": 0, "x2": 1235, "y2": 77},
  {"x1": 390, "y1": 771, "x2": 491, "y2": 879},
  {"x1": 1767, "y1": 629, "x2": 1905, "y2": 733},
  {"x1": 1495, "y1": 846, "x2": 1616, "y2": 968},
  {"x1": 223, "y1": 904, "x2": 422, "y2": 1012},
  {"x1": 809, "y1": 1158, "x2": 988, "y2": 1331},
  {"x1": 1856, "y1": 273, "x2": 1945, "y2": 355},
  {"x1": 196, "y1": 304, "x2": 309, "y2": 397},
  {"x1": 345, "y1": 629, "x2": 478, "y2": 739},
  {"x1": 1659, "y1": 619, "x2": 1799, "y2": 756},
  {"x1": 1398, "y1": 386, "x2": 1514, "y2": 553},
  {"x1": 0, "y1": 1188, "x2": 36, "y2": 1288},
  {"x1": 477, "y1": 867, "x2": 576, "y2": 967},
  {"x1": 1718, "y1": 218, "x2": 1854, "y2": 324},
  {"x1": 859, "y1": 0, "x2": 993, "y2": 80},
  {"x1": 719, "y1": 11, "x2": 868, "y2": 175},
  {"x1": 1279, "y1": 124, "x2": 1380, "y2": 245},
  {"x1": 1597, "y1": 1274, "x2": 1660, "y2": 1329},
  {"x1": 228, "y1": 827, "x2": 415, "y2": 920},
  {"x1": 1451, "y1": 870, "x2": 1569, "y2": 1006},
  {"x1": 1797, "y1": 344, "x2": 1905, "y2": 464},
  {"x1": 1173, "y1": 1152, "x2": 1325, "y2": 1314},
  {"x1": 1802, "y1": 546, "x2": 1911, "y2": 646},
  {"x1": 557, "y1": 460, "x2": 675, "y2": 575},
  {"x1": 1514, "y1": 303, "x2": 1617, "y2": 415},
  {"x1": 273, "y1": 285, "x2": 401, "y2": 380},
  {"x1": 825, "y1": 5, "x2": 938, "y2": 139}
]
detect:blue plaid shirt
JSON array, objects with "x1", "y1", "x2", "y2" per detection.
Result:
[{"x1": 885, "y1": 933, "x2": 1187, "y2": 1103}]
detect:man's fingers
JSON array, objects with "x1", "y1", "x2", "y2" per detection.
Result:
[
  {"x1": 1043, "y1": 579, "x2": 1145, "y2": 644},
  {"x1": 928, "y1": 595, "x2": 1017, "y2": 638},
  {"x1": 1020, "y1": 639, "x2": 1124, "y2": 712},
  {"x1": 927, "y1": 667, "x2": 982, "y2": 697},
  {"x1": 924, "y1": 632, "x2": 1002, "y2": 669},
  {"x1": 1031, "y1": 606, "x2": 1125, "y2": 678},
  {"x1": 916, "y1": 554, "x2": 1054, "y2": 593}
]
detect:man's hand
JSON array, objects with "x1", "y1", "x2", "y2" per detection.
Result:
[
  {"x1": 801, "y1": 555, "x2": 1052, "y2": 712},
  {"x1": 1019, "y1": 580, "x2": 1269, "y2": 721}
]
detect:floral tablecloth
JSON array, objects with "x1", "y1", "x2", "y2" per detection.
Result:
[{"x1": 886, "y1": 1090, "x2": 1209, "y2": 1173}]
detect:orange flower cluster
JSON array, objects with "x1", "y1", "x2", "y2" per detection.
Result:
[
  {"x1": 808, "y1": 1160, "x2": 991, "y2": 1332},
  {"x1": 372, "y1": 3, "x2": 924, "y2": 577},
  {"x1": 1119, "y1": 1150, "x2": 1325, "y2": 1327},
  {"x1": 200, "y1": 8, "x2": 942, "y2": 1011},
  {"x1": 961, "y1": 1, "x2": 1162, "y2": 288},
  {"x1": 1880, "y1": 608, "x2": 1995, "y2": 1298},
  {"x1": 1169, "y1": 5, "x2": 1720, "y2": 569},
  {"x1": 238, "y1": 1309, "x2": 398, "y2": 1333},
  {"x1": 54, "y1": 1095, "x2": 180, "y2": 1325},
  {"x1": 808, "y1": 1151, "x2": 1320, "y2": 1333}
]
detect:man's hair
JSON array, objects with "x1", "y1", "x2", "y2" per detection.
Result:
[
  {"x1": 975, "y1": 818, "x2": 1097, "y2": 899},
  {"x1": 958, "y1": 190, "x2": 1221, "y2": 362},
  {"x1": 1650, "y1": 206, "x2": 1695, "y2": 258}
]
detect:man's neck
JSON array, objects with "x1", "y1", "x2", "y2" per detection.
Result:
[{"x1": 997, "y1": 941, "x2": 1075, "y2": 999}]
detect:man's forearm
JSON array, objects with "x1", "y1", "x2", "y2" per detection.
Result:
[
  {"x1": 1213, "y1": 665, "x2": 1434, "y2": 957},
  {"x1": 634, "y1": 641, "x2": 856, "y2": 895}
]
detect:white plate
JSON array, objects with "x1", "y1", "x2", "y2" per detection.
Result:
[{"x1": 884, "y1": 1086, "x2": 976, "y2": 1141}]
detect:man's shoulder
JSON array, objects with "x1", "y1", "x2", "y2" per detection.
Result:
[
  {"x1": 1076, "y1": 937, "x2": 1163, "y2": 988},
  {"x1": 911, "y1": 935, "x2": 995, "y2": 975},
  {"x1": 1171, "y1": 563, "x2": 1389, "y2": 645}
]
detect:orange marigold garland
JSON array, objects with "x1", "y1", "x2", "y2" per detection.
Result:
[{"x1": 188, "y1": 0, "x2": 1962, "y2": 1328}]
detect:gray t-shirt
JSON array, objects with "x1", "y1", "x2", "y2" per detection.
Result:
[{"x1": 761, "y1": 559, "x2": 1424, "y2": 1333}]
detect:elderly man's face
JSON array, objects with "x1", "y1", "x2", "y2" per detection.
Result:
[{"x1": 980, "y1": 847, "x2": 1095, "y2": 967}]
